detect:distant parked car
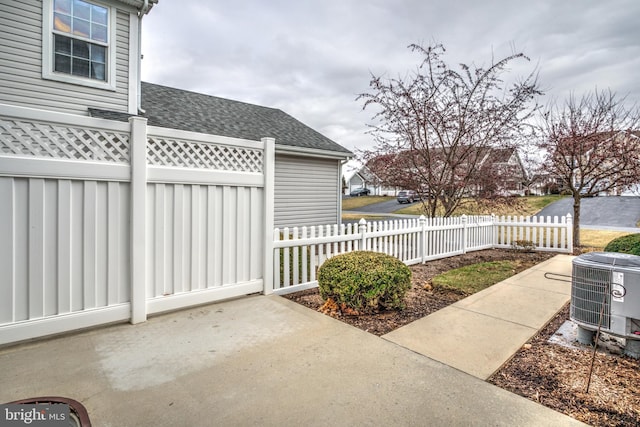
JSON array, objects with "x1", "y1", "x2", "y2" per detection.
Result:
[
  {"x1": 350, "y1": 187, "x2": 371, "y2": 197},
  {"x1": 579, "y1": 188, "x2": 593, "y2": 197},
  {"x1": 397, "y1": 190, "x2": 417, "y2": 204},
  {"x1": 579, "y1": 186, "x2": 601, "y2": 197}
]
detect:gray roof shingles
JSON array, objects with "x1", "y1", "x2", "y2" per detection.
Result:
[{"x1": 89, "y1": 82, "x2": 352, "y2": 156}]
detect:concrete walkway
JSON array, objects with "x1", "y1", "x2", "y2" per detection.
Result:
[
  {"x1": 0, "y1": 258, "x2": 584, "y2": 426},
  {"x1": 384, "y1": 255, "x2": 575, "y2": 379}
]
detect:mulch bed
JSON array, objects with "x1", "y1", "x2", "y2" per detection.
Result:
[
  {"x1": 283, "y1": 249, "x2": 640, "y2": 426},
  {"x1": 490, "y1": 304, "x2": 640, "y2": 426},
  {"x1": 284, "y1": 249, "x2": 556, "y2": 336}
]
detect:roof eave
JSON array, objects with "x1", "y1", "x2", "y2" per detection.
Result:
[
  {"x1": 275, "y1": 144, "x2": 353, "y2": 160},
  {"x1": 114, "y1": 0, "x2": 158, "y2": 14}
]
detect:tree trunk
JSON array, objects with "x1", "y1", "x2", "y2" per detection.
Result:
[{"x1": 573, "y1": 195, "x2": 581, "y2": 248}]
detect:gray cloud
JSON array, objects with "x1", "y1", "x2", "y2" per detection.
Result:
[{"x1": 141, "y1": 0, "x2": 640, "y2": 152}]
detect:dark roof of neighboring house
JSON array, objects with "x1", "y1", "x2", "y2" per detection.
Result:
[
  {"x1": 366, "y1": 146, "x2": 517, "y2": 167},
  {"x1": 481, "y1": 147, "x2": 516, "y2": 164},
  {"x1": 556, "y1": 130, "x2": 640, "y2": 150},
  {"x1": 356, "y1": 166, "x2": 379, "y2": 182},
  {"x1": 89, "y1": 82, "x2": 352, "y2": 157}
]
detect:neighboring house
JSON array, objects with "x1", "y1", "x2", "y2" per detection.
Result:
[
  {"x1": 621, "y1": 184, "x2": 640, "y2": 196},
  {"x1": 524, "y1": 172, "x2": 562, "y2": 196},
  {"x1": 365, "y1": 147, "x2": 527, "y2": 197},
  {"x1": 343, "y1": 165, "x2": 398, "y2": 196},
  {"x1": 0, "y1": 0, "x2": 351, "y2": 345},
  {"x1": 474, "y1": 147, "x2": 526, "y2": 196}
]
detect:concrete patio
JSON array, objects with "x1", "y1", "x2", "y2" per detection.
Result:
[{"x1": 0, "y1": 256, "x2": 585, "y2": 426}]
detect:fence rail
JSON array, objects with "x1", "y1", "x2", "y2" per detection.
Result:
[{"x1": 273, "y1": 214, "x2": 572, "y2": 294}]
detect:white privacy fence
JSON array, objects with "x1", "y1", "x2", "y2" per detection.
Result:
[
  {"x1": 0, "y1": 104, "x2": 275, "y2": 345},
  {"x1": 272, "y1": 214, "x2": 573, "y2": 294}
]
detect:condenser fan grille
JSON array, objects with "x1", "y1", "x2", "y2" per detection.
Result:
[{"x1": 571, "y1": 264, "x2": 611, "y2": 329}]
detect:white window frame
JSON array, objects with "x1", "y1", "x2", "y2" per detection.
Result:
[{"x1": 42, "y1": 0, "x2": 117, "y2": 91}]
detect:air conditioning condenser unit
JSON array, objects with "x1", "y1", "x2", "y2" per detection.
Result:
[{"x1": 571, "y1": 252, "x2": 640, "y2": 358}]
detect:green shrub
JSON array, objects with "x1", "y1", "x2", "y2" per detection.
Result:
[
  {"x1": 604, "y1": 233, "x2": 640, "y2": 256},
  {"x1": 511, "y1": 239, "x2": 536, "y2": 252},
  {"x1": 318, "y1": 251, "x2": 411, "y2": 314}
]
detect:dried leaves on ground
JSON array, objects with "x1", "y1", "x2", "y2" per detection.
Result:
[
  {"x1": 283, "y1": 249, "x2": 640, "y2": 426},
  {"x1": 490, "y1": 304, "x2": 640, "y2": 427}
]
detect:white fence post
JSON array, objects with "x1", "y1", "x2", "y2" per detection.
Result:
[
  {"x1": 461, "y1": 214, "x2": 468, "y2": 254},
  {"x1": 130, "y1": 116, "x2": 148, "y2": 324},
  {"x1": 262, "y1": 137, "x2": 276, "y2": 295},
  {"x1": 419, "y1": 215, "x2": 427, "y2": 263},
  {"x1": 359, "y1": 218, "x2": 368, "y2": 251},
  {"x1": 490, "y1": 213, "x2": 496, "y2": 248},
  {"x1": 566, "y1": 214, "x2": 573, "y2": 254}
]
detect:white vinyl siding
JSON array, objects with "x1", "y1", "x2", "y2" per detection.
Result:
[
  {"x1": 0, "y1": 0, "x2": 130, "y2": 115},
  {"x1": 274, "y1": 154, "x2": 340, "y2": 228}
]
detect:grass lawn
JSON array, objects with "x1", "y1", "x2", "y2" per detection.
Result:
[
  {"x1": 394, "y1": 195, "x2": 566, "y2": 217},
  {"x1": 579, "y1": 229, "x2": 633, "y2": 251},
  {"x1": 431, "y1": 260, "x2": 521, "y2": 294},
  {"x1": 525, "y1": 194, "x2": 566, "y2": 212},
  {"x1": 429, "y1": 230, "x2": 634, "y2": 296}
]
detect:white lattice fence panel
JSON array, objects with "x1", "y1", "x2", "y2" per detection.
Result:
[
  {"x1": 147, "y1": 136, "x2": 263, "y2": 173},
  {"x1": 0, "y1": 116, "x2": 130, "y2": 163}
]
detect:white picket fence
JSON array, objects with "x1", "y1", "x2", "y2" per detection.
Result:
[{"x1": 272, "y1": 214, "x2": 573, "y2": 294}]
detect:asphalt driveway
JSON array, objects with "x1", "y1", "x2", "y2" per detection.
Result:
[
  {"x1": 345, "y1": 196, "x2": 640, "y2": 231},
  {"x1": 536, "y1": 196, "x2": 640, "y2": 229}
]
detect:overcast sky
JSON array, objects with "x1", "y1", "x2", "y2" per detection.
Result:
[{"x1": 141, "y1": 1, "x2": 640, "y2": 156}]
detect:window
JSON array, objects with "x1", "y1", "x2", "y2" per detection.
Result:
[
  {"x1": 43, "y1": 0, "x2": 116, "y2": 90},
  {"x1": 53, "y1": 0, "x2": 108, "y2": 80}
]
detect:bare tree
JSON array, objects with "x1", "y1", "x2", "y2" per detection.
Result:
[
  {"x1": 358, "y1": 43, "x2": 541, "y2": 216},
  {"x1": 365, "y1": 153, "x2": 411, "y2": 191},
  {"x1": 539, "y1": 89, "x2": 640, "y2": 248}
]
